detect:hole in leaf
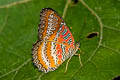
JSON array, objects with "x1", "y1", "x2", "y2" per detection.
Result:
[
  {"x1": 113, "y1": 75, "x2": 120, "y2": 80},
  {"x1": 86, "y1": 32, "x2": 99, "y2": 39},
  {"x1": 72, "y1": 0, "x2": 79, "y2": 4}
]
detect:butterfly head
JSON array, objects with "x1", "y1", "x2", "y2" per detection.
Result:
[{"x1": 74, "y1": 42, "x2": 80, "y2": 53}]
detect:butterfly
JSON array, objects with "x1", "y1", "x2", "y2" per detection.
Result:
[{"x1": 32, "y1": 8, "x2": 82, "y2": 73}]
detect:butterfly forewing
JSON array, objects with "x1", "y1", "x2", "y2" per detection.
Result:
[{"x1": 32, "y1": 8, "x2": 76, "y2": 73}]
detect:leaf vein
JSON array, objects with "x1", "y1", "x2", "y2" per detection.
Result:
[
  {"x1": 103, "y1": 25, "x2": 120, "y2": 32},
  {"x1": 0, "y1": 58, "x2": 31, "y2": 79},
  {"x1": 0, "y1": 0, "x2": 32, "y2": 9}
]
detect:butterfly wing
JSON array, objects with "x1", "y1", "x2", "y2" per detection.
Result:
[
  {"x1": 53, "y1": 23, "x2": 76, "y2": 64},
  {"x1": 32, "y1": 8, "x2": 76, "y2": 73},
  {"x1": 38, "y1": 8, "x2": 64, "y2": 41}
]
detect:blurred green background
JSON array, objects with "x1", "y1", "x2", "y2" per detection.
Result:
[{"x1": 0, "y1": 0, "x2": 120, "y2": 80}]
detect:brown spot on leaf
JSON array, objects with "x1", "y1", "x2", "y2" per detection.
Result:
[
  {"x1": 113, "y1": 75, "x2": 120, "y2": 80},
  {"x1": 72, "y1": 0, "x2": 79, "y2": 4},
  {"x1": 86, "y1": 32, "x2": 99, "y2": 39}
]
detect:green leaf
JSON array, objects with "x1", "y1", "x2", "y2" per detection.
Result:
[{"x1": 0, "y1": 0, "x2": 120, "y2": 80}]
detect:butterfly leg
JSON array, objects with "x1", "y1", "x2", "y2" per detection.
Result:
[
  {"x1": 74, "y1": 54, "x2": 83, "y2": 67},
  {"x1": 78, "y1": 48, "x2": 84, "y2": 54},
  {"x1": 64, "y1": 56, "x2": 72, "y2": 74}
]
